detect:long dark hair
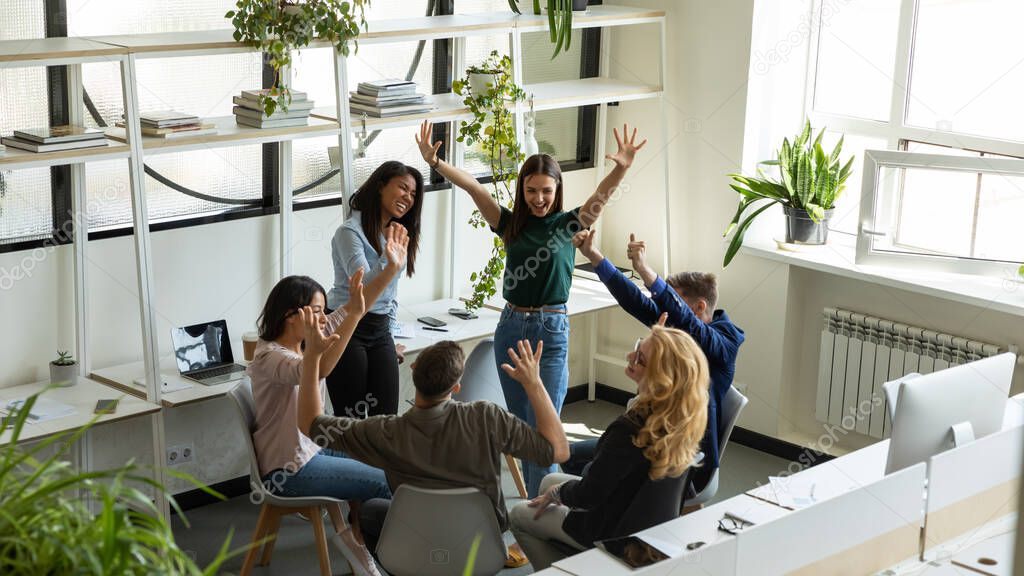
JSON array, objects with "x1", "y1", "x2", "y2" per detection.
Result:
[
  {"x1": 257, "y1": 275, "x2": 327, "y2": 342},
  {"x1": 504, "y1": 154, "x2": 564, "y2": 244},
  {"x1": 349, "y1": 161, "x2": 423, "y2": 276}
]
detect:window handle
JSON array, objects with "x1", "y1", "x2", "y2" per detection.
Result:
[{"x1": 861, "y1": 228, "x2": 888, "y2": 237}]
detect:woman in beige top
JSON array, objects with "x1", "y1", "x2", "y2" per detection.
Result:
[{"x1": 247, "y1": 225, "x2": 407, "y2": 576}]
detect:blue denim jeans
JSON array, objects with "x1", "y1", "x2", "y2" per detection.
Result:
[
  {"x1": 494, "y1": 304, "x2": 569, "y2": 497},
  {"x1": 264, "y1": 448, "x2": 392, "y2": 502}
]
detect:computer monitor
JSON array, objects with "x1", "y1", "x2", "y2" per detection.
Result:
[{"x1": 885, "y1": 352, "x2": 1016, "y2": 474}]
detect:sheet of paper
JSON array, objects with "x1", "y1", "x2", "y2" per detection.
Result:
[
  {"x1": 768, "y1": 475, "x2": 818, "y2": 509},
  {"x1": 5, "y1": 396, "x2": 76, "y2": 423},
  {"x1": 392, "y1": 321, "x2": 415, "y2": 339}
]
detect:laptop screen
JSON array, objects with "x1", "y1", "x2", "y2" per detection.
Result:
[{"x1": 170, "y1": 320, "x2": 234, "y2": 374}]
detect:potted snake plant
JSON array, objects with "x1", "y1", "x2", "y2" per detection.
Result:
[
  {"x1": 723, "y1": 119, "x2": 855, "y2": 266},
  {"x1": 508, "y1": 0, "x2": 588, "y2": 58}
]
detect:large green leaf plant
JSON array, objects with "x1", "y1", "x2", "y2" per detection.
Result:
[
  {"x1": 0, "y1": 391, "x2": 238, "y2": 575},
  {"x1": 723, "y1": 119, "x2": 855, "y2": 266}
]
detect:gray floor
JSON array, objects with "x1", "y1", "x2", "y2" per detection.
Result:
[{"x1": 172, "y1": 400, "x2": 789, "y2": 574}]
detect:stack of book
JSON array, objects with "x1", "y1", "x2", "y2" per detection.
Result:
[
  {"x1": 350, "y1": 79, "x2": 435, "y2": 118},
  {"x1": 119, "y1": 110, "x2": 217, "y2": 139},
  {"x1": 233, "y1": 89, "x2": 314, "y2": 129},
  {"x1": 1, "y1": 125, "x2": 107, "y2": 153}
]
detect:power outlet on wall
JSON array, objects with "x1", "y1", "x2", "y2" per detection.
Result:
[{"x1": 166, "y1": 443, "x2": 195, "y2": 466}]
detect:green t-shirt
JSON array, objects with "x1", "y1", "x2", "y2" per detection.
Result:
[{"x1": 493, "y1": 206, "x2": 583, "y2": 307}]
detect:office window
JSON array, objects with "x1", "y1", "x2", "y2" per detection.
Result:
[{"x1": 805, "y1": 0, "x2": 1024, "y2": 273}]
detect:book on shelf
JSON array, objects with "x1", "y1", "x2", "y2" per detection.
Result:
[
  {"x1": 138, "y1": 110, "x2": 201, "y2": 129},
  {"x1": 358, "y1": 78, "x2": 416, "y2": 92},
  {"x1": 240, "y1": 88, "x2": 308, "y2": 103},
  {"x1": 13, "y1": 125, "x2": 105, "y2": 144},
  {"x1": 235, "y1": 116, "x2": 310, "y2": 129},
  {"x1": 232, "y1": 95, "x2": 314, "y2": 112},
  {"x1": 0, "y1": 143, "x2": 5, "y2": 155},
  {"x1": 116, "y1": 121, "x2": 217, "y2": 137},
  {"x1": 348, "y1": 101, "x2": 436, "y2": 118},
  {"x1": 349, "y1": 91, "x2": 429, "y2": 106},
  {"x1": 232, "y1": 106, "x2": 311, "y2": 122},
  {"x1": 1, "y1": 136, "x2": 108, "y2": 153}
]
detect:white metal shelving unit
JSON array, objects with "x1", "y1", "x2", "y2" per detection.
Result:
[{"x1": 0, "y1": 4, "x2": 668, "y2": 514}]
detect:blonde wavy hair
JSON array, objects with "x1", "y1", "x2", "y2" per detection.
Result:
[{"x1": 629, "y1": 326, "x2": 710, "y2": 480}]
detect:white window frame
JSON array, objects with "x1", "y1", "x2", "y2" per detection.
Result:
[{"x1": 856, "y1": 149, "x2": 1024, "y2": 276}]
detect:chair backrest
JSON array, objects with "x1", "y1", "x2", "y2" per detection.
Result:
[
  {"x1": 613, "y1": 468, "x2": 693, "y2": 538},
  {"x1": 717, "y1": 386, "x2": 748, "y2": 460},
  {"x1": 452, "y1": 339, "x2": 507, "y2": 409},
  {"x1": 377, "y1": 485, "x2": 506, "y2": 576},
  {"x1": 226, "y1": 379, "x2": 264, "y2": 491}
]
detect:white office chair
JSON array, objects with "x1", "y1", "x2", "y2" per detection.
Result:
[
  {"x1": 684, "y1": 386, "x2": 748, "y2": 508},
  {"x1": 227, "y1": 379, "x2": 347, "y2": 576},
  {"x1": 452, "y1": 338, "x2": 529, "y2": 499},
  {"x1": 376, "y1": 485, "x2": 506, "y2": 576}
]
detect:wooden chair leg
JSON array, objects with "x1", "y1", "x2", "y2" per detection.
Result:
[
  {"x1": 241, "y1": 503, "x2": 272, "y2": 576},
  {"x1": 326, "y1": 502, "x2": 346, "y2": 534},
  {"x1": 259, "y1": 507, "x2": 285, "y2": 566},
  {"x1": 310, "y1": 506, "x2": 332, "y2": 576},
  {"x1": 506, "y1": 454, "x2": 528, "y2": 499}
]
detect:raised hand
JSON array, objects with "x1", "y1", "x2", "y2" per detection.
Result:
[
  {"x1": 415, "y1": 119, "x2": 443, "y2": 166},
  {"x1": 500, "y1": 339, "x2": 544, "y2": 388},
  {"x1": 572, "y1": 229, "x2": 603, "y2": 264},
  {"x1": 385, "y1": 222, "x2": 410, "y2": 271},
  {"x1": 342, "y1": 267, "x2": 366, "y2": 318},
  {"x1": 606, "y1": 123, "x2": 647, "y2": 170},
  {"x1": 299, "y1": 306, "x2": 340, "y2": 356},
  {"x1": 656, "y1": 312, "x2": 668, "y2": 327},
  {"x1": 626, "y1": 233, "x2": 647, "y2": 269}
]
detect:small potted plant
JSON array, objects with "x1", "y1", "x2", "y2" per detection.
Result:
[
  {"x1": 50, "y1": 349, "x2": 77, "y2": 386},
  {"x1": 467, "y1": 63, "x2": 501, "y2": 98},
  {"x1": 722, "y1": 119, "x2": 855, "y2": 266}
]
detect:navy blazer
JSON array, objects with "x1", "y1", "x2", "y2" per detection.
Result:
[{"x1": 594, "y1": 259, "x2": 745, "y2": 473}]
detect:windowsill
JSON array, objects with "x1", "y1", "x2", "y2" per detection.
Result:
[{"x1": 739, "y1": 233, "x2": 1024, "y2": 318}]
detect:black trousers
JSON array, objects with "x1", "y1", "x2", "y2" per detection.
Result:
[{"x1": 325, "y1": 312, "x2": 399, "y2": 417}]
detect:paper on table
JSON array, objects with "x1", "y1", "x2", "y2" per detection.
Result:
[
  {"x1": 392, "y1": 322, "x2": 415, "y2": 339},
  {"x1": 768, "y1": 475, "x2": 817, "y2": 509},
  {"x1": 5, "y1": 396, "x2": 77, "y2": 423}
]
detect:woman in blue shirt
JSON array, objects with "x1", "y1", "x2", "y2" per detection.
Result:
[
  {"x1": 416, "y1": 120, "x2": 646, "y2": 496},
  {"x1": 326, "y1": 161, "x2": 421, "y2": 417}
]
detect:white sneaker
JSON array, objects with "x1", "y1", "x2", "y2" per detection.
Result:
[{"x1": 335, "y1": 528, "x2": 384, "y2": 576}]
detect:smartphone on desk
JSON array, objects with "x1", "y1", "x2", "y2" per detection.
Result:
[
  {"x1": 94, "y1": 399, "x2": 119, "y2": 415},
  {"x1": 596, "y1": 536, "x2": 670, "y2": 568},
  {"x1": 417, "y1": 316, "x2": 447, "y2": 328}
]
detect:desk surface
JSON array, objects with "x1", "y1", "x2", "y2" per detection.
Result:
[
  {"x1": 92, "y1": 278, "x2": 621, "y2": 407},
  {"x1": 0, "y1": 376, "x2": 161, "y2": 444}
]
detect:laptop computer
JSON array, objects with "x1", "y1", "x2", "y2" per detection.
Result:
[{"x1": 170, "y1": 320, "x2": 248, "y2": 386}]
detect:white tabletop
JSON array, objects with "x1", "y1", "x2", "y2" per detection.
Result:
[
  {"x1": 0, "y1": 376, "x2": 161, "y2": 444},
  {"x1": 90, "y1": 357, "x2": 241, "y2": 408}
]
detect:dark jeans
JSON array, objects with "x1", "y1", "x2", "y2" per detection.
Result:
[
  {"x1": 562, "y1": 438, "x2": 598, "y2": 476},
  {"x1": 358, "y1": 498, "x2": 392, "y2": 555},
  {"x1": 326, "y1": 312, "x2": 399, "y2": 417}
]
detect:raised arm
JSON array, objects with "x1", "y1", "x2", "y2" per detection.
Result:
[
  {"x1": 416, "y1": 120, "x2": 502, "y2": 229},
  {"x1": 318, "y1": 268, "x2": 368, "y2": 384},
  {"x1": 500, "y1": 340, "x2": 569, "y2": 463},
  {"x1": 297, "y1": 306, "x2": 347, "y2": 434},
  {"x1": 573, "y1": 230, "x2": 661, "y2": 326},
  {"x1": 578, "y1": 124, "x2": 647, "y2": 228}
]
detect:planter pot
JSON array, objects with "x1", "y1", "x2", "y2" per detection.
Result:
[
  {"x1": 469, "y1": 72, "x2": 499, "y2": 97},
  {"x1": 282, "y1": 4, "x2": 304, "y2": 16},
  {"x1": 784, "y1": 206, "x2": 833, "y2": 245},
  {"x1": 49, "y1": 362, "x2": 77, "y2": 387},
  {"x1": 573, "y1": 0, "x2": 589, "y2": 12}
]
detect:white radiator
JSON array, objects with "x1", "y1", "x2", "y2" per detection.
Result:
[{"x1": 816, "y1": 308, "x2": 1005, "y2": 439}]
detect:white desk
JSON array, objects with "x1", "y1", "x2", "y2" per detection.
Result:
[
  {"x1": 0, "y1": 376, "x2": 160, "y2": 445},
  {"x1": 90, "y1": 357, "x2": 239, "y2": 408}
]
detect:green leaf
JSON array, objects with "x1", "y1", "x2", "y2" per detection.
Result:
[{"x1": 723, "y1": 201, "x2": 776, "y2": 267}]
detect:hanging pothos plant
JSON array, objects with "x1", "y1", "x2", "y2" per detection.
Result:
[
  {"x1": 226, "y1": 0, "x2": 369, "y2": 116},
  {"x1": 452, "y1": 51, "x2": 527, "y2": 311}
]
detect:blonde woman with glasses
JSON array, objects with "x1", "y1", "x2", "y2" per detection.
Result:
[{"x1": 509, "y1": 324, "x2": 710, "y2": 570}]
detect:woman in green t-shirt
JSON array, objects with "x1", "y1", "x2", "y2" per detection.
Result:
[{"x1": 416, "y1": 120, "x2": 646, "y2": 497}]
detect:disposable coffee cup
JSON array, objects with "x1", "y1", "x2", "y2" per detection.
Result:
[{"x1": 242, "y1": 331, "x2": 259, "y2": 362}]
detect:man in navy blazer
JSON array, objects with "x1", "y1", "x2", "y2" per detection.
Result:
[{"x1": 566, "y1": 230, "x2": 745, "y2": 496}]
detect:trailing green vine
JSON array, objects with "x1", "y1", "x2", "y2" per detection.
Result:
[
  {"x1": 227, "y1": 0, "x2": 369, "y2": 115},
  {"x1": 452, "y1": 51, "x2": 526, "y2": 311}
]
